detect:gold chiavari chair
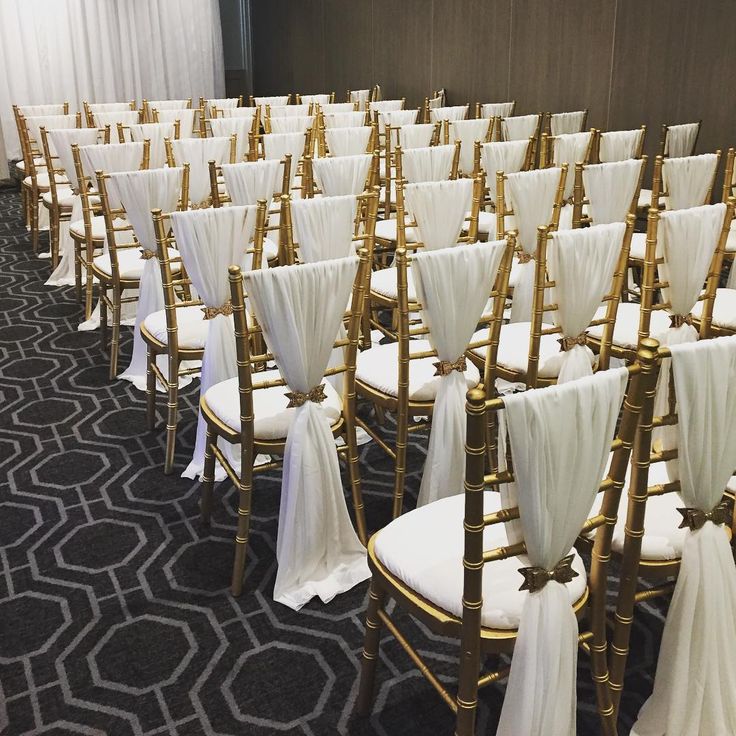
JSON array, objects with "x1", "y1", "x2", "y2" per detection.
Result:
[
  {"x1": 153, "y1": 108, "x2": 197, "y2": 138},
  {"x1": 447, "y1": 117, "x2": 494, "y2": 177},
  {"x1": 475, "y1": 100, "x2": 516, "y2": 121},
  {"x1": 84, "y1": 101, "x2": 136, "y2": 128},
  {"x1": 500, "y1": 112, "x2": 544, "y2": 159},
  {"x1": 296, "y1": 92, "x2": 335, "y2": 110},
  {"x1": 357, "y1": 343, "x2": 660, "y2": 736},
  {"x1": 122, "y1": 121, "x2": 180, "y2": 167},
  {"x1": 260, "y1": 131, "x2": 312, "y2": 201},
  {"x1": 547, "y1": 109, "x2": 589, "y2": 136},
  {"x1": 596, "y1": 125, "x2": 647, "y2": 163},
  {"x1": 142, "y1": 98, "x2": 192, "y2": 123},
  {"x1": 321, "y1": 124, "x2": 377, "y2": 158},
  {"x1": 199, "y1": 249, "x2": 372, "y2": 596},
  {"x1": 321, "y1": 101, "x2": 359, "y2": 114},
  {"x1": 301, "y1": 150, "x2": 379, "y2": 199},
  {"x1": 197, "y1": 96, "x2": 243, "y2": 136}
]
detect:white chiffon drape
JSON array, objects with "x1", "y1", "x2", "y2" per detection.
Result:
[
  {"x1": 550, "y1": 111, "x2": 586, "y2": 136},
  {"x1": 663, "y1": 122, "x2": 699, "y2": 158},
  {"x1": 583, "y1": 159, "x2": 642, "y2": 224},
  {"x1": 413, "y1": 241, "x2": 506, "y2": 506},
  {"x1": 155, "y1": 109, "x2": 196, "y2": 138},
  {"x1": 209, "y1": 117, "x2": 252, "y2": 162},
  {"x1": 502, "y1": 114, "x2": 539, "y2": 141},
  {"x1": 349, "y1": 89, "x2": 370, "y2": 110},
  {"x1": 599, "y1": 129, "x2": 644, "y2": 162},
  {"x1": 496, "y1": 368, "x2": 629, "y2": 736},
  {"x1": 397, "y1": 123, "x2": 435, "y2": 150},
  {"x1": 221, "y1": 159, "x2": 281, "y2": 207},
  {"x1": 662, "y1": 153, "x2": 717, "y2": 211},
  {"x1": 402, "y1": 144, "x2": 455, "y2": 183},
  {"x1": 170, "y1": 137, "x2": 232, "y2": 206},
  {"x1": 480, "y1": 102, "x2": 515, "y2": 118},
  {"x1": 449, "y1": 118, "x2": 491, "y2": 174},
  {"x1": 269, "y1": 116, "x2": 315, "y2": 136},
  {"x1": 263, "y1": 132, "x2": 306, "y2": 191},
  {"x1": 312, "y1": 154, "x2": 372, "y2": 196},
  {"x1": 93, "y1": 110, "x2": 139, "y2": 129},
  {"x1": 323, "y1": 111, "x2": 367, "y2": 129},
  {"x1": 324, "y1": 126, "x2": 372, "y2": 157},
  {"x1": 128, "y1": 123, "x2": 175, "y2": 168},
  {"x1": 429, "y1": 105, "x2": 468, "y2": 123},
  {"x1": 289, "y1": 195, "x2": 358, "y2": 262},
  {"x1": 379, "y1": 109, "x2": 418, "y2": 132},
  {"x1": 480, "y1": 140, "x2": 529, "y2": 200},
  {"x1": 553, "y1": 132, "x2": 593, "y2": 199},
  {"x1": 170, "y1": 205, "x2": 258, "y2": 480},
  {"x1": 631, "y1": 336, "x2": 736, "y2": 736},
  {"x1": 244, "y1": 257, "x2": 370, "y2": 610}
]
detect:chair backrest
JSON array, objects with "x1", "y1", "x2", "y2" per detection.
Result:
[
  {"x1": 549, "y1": 110, "x2": 588, "y2": 136},
  {"x1": 378, "y1": 108, "x2": 419, "y2": 135},
  {"x1": 213, "y1": 106, "x2": 258, "y2": 123},
  {"x1": 429, "y1": 105, "x2": 469, "y2": 124},
  {"x1": 324, "y1": 111, "x2": 368, "y2": 129},
  {"x1": 85, "y1": 101, "x2": 135, "y2": 127},
  {"x1": 93, "y1": 110, "x2": 140, "y2": 131},
  {"x1": 80, "y1": 141, "x2": 150, "y2": 202},
  {"x1": 23, "y1": 114, "x2": 81, "y2": 166},
  {"x1": 204, "y1": 96, "x2": 241, "y2": 116},
  {"x1": 501, "y1": 113, "x2": 541, "y2": 142},
  {"x1": 252, "y1": 95, "x2": 290, "y2": 116},
  {"x1": 369, "y1": 99, "x2": 405, "y2": 117},
  {"x1": 448, "y1": 118, "x2": 493, "y2": 174},
  {"x1": 661, "y1": 121, "x2": 701, "y2": 158},
  {"x1": 267, "y1": 115, "x2": 315, "y2": 137},
  {"x1": 349, "y1": 88, "x2": 371, "y2": 111},
  {"x1": 143, "y1": 98, "x2": 192, "y2": 122},
  {"x1": 307, "y1": 152, "x2": 377, "y2": 197},
  {"x1": 656, "y1": 152, "x2": 720, "y2": 211},
  {"x1": 298, "y1": 92, "x2": 334, "y2": 106},
  {"x1": 153, "y1": 108, "x2": 197, "y2": 138},
  {"x1": 209, "y1": 117, "x2": 255, "y2": 161},
  {"x1": 322, "y1": 102, "x2": 357, "y2": 114},
  {"x1": 477, "y1": 101, "x2": 516, "y2": 119},
  {"x1": 218, "y1": 159, "x2": 282, "y2": 208},
  {"x1": 399, "y1": 143, "x2": 460, "y2": 184},
  {"x1": 393, "y1": 123, "x2": 439, "y2": 150},
  {"x1": 42, "y1": 127, "x2": 106, "y2": 197},
  {"x1": 598, "y1": 126, "x2": 646, "y2": 162},
  {"x1": 262, "y1": 131, "x2": 310, "y2": 193},
  {"x1": 543, "y1": 131, "x2": 596, "y2": 199},
  {"x1": 475, "y1": 139, "x2": 534, "y2": 206},
  {"x1": 324, "y1": 126, "x2": 373, "y2": 157},
  {"x1": 167, "y1": 136, "x2": 236, "y2": 207},
  {"x1": 125, "y1": 122, "x2": 179, "y2": 168},
  {"x1": 267, "y1": 104, "x2": 310, "y2": 118}
]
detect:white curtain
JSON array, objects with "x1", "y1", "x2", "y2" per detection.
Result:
[
  {"x1": 170, "y1": 136, "x2": 232, "y2": 206},
  {"x1": 128, "y1": 122, "x2": 175, "y2": 169},
  {"x1": 0, "y1": 0, "x2": 224, "y2": 161},
  {"x1": 480, "y1": 102, "x2": 515, "y2": 119},
  {"x1": 547, "y1": 223, "x2": 624, "y2": 383},
  {"x1": 112, "y1": 167, "x2": 185, "y2": 389},
  {"x1": 662, "y1": 154, "x2": 717, "y2": 211},
  {"x1": 583, "y1": 159, "x2": 642, "y2": 224},
  {"x1": 480, "y1": 140, "x2": 529, "y2": 200},
  {"x1": 599, "y1": 129, "x2": 643, "y2": 162},
  {"x1": 155, "y1": 109, "x2": 196, "y2": 138},
  {"x1": 312, "y1": 154, "x2": 372, "y2": 196},
  {"x1": 402, "y1": 144, "x2": 455, "y2": 183},
  {"x1": 414, "y1": 240, "x2": 506, "y2": 506},
  {"x1": 324, "y1": 112, "x2": 367, "y2": 129},
  {"x1": 496, "y1": 368, "x2": 629, "y2": 736},
  {"x1": 209, "y1": 118, "x2": 251, "y2": 162},
  {"x1": 429, "y1": 105, "x2": 469, "y2": 123},
  {"x1": 505, "y1": 167, "x2": 562, "y2": 322},
  {"x1": 404, "y1": 179, "x2": 473, "y2": 251},
  {"x1": 449, "y1": 118, "x2": 491, "y2": 174},
  {"x1": 502, "y1": 114, "x2": 539, "y2": 141},
  {"x1": 631, "y1": 336, "x2": 736, "y2": 736},
  {"x1": 664, "y1": 122, "x2": 699, "y2": 158},
  {"x1": 550, "y1": 111, "x2": 586, "y2": 136},
  {"x1": 244, "y1": 257, "x2": 370, "y2": 610},
  {"x1": 290, "y1": 195, "x2": 357, "y2": 262},
  {"x1": 553, "y1": 132, "x2": 593, "y2": 199},
  {"x1": 397, "y1": 123, "x2": 436, "y2": 150},
  {"x1": 170, "y1": 205, "x2": 258, "y2": 480},
  {"x1": 324, "y1": 127, "x2": 372, "y2": 157},
  {"x1": 221, "y1": 159, "x2": 281, "y2": 207}
]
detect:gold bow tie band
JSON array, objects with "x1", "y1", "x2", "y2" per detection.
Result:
[
  {"x1": 677, "y1": 502, "x2": 730, "y2": 531},
  {"x1": 517, "y1": 251, "x2": 535, "y2": 264},
  {"x1": 202, "y1": 301, "x2": 234, "y2": 320},
  {"x1": 433, "y1": 356, "x2": 467, "y2": 376},
  {"x1": 558, "y1": 332, "x2": 588, "y2": 352},
  {"x1": 518, "y1": 554, "x2": 579, "y2": 593},
  {"x1": 140, "y1": 248, "x2": 156, "y2": 260},
  {"x1": 670, "y1": 313, "x2": 693, "y2": 328},
  {"x1": 285, "y1": 383, "x2": 327, "y2": 408},
  {"x1": 190, "y1": 198, "x2": 212, "y2": 210}
]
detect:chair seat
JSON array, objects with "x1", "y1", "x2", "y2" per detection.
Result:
[
  {"x1": 70, "y1": 214, "x2": 126, "y2": 241},
  {"x1": 93, "y1": 247, "x2": 180, "y2": 281},
  {"x1": 370, "y1": 267, "x2": 416, "y2": 302},
  {"x1": 143, "y1": 305, "x2": 209, "y2": 350},
  {"x1": 587, "y1": 303, "x2": 672, "y2": 350},
  {"x1": 42, "y1": 186, "x2": 75, "y2": 208},
  {"x1": 638, "y1": 188, "x2": 653, "y2": 209},
  {"x1": 204, "y1": 368, "x2": 343, "y2": 441},
  {"x1": 16, "y1": 159, "x2": 45, "y2": 174},
  {"x1": 692, "y1": 288, "x2": 736, "y2": 330},
  {"x1": 356, "y1": 339, "x2": 480, "y2": 402},
  {"x1": 465, "y1": 211, "x2": 515, "y2": 236},
  {"x1": 374, "y1": 218, "x2": 419, "y2": 243},
  {"x1": 629, "y1": 231, "x2": 647, "y2": 260},
  {"x1": 25, "y1": 172, "x2": 68, "y2": 190},
  {"x1": 374, "y1": 492, "x2": 588, "y2": 630}
]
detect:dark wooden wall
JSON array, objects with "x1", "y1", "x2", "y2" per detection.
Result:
[{"x1": 249, "y1": 0, "x2": 736, "y2": 166}]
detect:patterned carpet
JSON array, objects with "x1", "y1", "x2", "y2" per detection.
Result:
[{"x1": 0, "y1": 185, "x2": 665, "y2": 736}]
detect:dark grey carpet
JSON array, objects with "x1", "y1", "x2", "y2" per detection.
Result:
[{"x1": 0, "y1": 186, "x2": 664, "y2": 735}]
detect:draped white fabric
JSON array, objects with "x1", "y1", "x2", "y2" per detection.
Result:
[
  {"x1": 128, "y1": 122, "x2": 175, "y2": 169},
  {"x1": 379, "y1": 109, "x2": 419, "y2": 131},
  {"x1": 93, "y1": 110, "x2": 139, "y2": 129},
  {"x1": 369, "y1": 100, "x2": 403, "y2": 115},
  {"x1": 322, "y1": 102, "x2": 357, "y2": 114},
  {"x1": 402, "y1": 144, "x2": 455, "y2": 183},
  {"x1": 663, "y1": 122, "x2": 699, "y2": 158},
  {"x1": 631, "y1": 336, "x2": 736, "y2": 736},
  {"x1": 323, "y1": 112, "x2": 367, "y2": 129},
  {"x1": 269, "y1": 105, "x2": 310, "y2": 118},
  {"x1": 216, "y1": 107, "x2": 257, "y2": 121},
  {"x1": 496, "y1": 368, "x2": 629, "y2": 736},
  {"x1": 547, "y1": 223, "x2": 625, "y2": 382},
  {"x1": 170, "y1": 137, "x2": 232, "y2": 206},
  {"x1": 47, "y1": 128, "x2": 100, "y2": 190},
  {"x1": 80, "y1": 142, "x2": 146, "y2": 209},
  {"x1": 324, "y1": 126, "x2": 372, "y2": 157},
  {"x1": 403, "y1": 179, "x2": 473, "y2": 251},
  {"x1": 349, "y1": 89, "x2": 370, "y2": 110},
  {"x1": 25, "y1": 114, "x2": 78, "y2": 152},
  {"x1": 221, "y1": 159, "x2": 281, "y2": 207},
  {"x1": 429, "y1": 105, "x2": 469, "y2": 123},
  {"x1": 254, "y1": 96, "x2": 289, "y2": 117},
  {"x1": 111, "y1": 168, "x2": 185, "y2": 389},
  {"x1": 269, "y1": 116, "x2": 315, "y2": 135},
  {"x1": 170, "y1": 205, "x2": 258, "y2": 479},
  {"x1": 312, "y1": 154, "x2": 371, "y2": 196},
  {"x1": 147, "y1": 99, "x2": 190, "y2": 113},
  {"x1": 209, "y1": 118, "x2": 251, "y2": 162},
  {"x1": 662, "y1": 153, "x2": 717, "y2": 211},
  {"x1": 205, "y1": 97, "x2": 239, "y2": 116},
  {"x1": 290, "y1": 195, "x2": 358, "y2": 262},
  {"x1": 550, "y1": 111, "x2": 586, "y2": 136},
  {"x1": 300, "y1": 93, "x2": 331, "y2": 105},
  {"x1": 583, "y1": 159, "x2": 642, "y2": 224},
  {"x1": 155, "y1": 109, "x2": 196, "y2": 138},
  {"x1": 553, "y1": 132, "x2": 593, "y2": 198},
  {"x1": 480, "y1": 102, "x2": 515, "y2": 118},
  {"x1": 502, "y1": 114, "x2": 539, "y2": 141},
  {"x1": 449, "y1": 118, "x2": 491, "y2": 174},
  {"x1": 505, "y1": 167, "x2": 562, "y2": 322},
  {"x1": 244, "y1": 258, "x2": 369, "y2": 610},
  {"x1": 397, "y1": 123, "x2": 435, "y2": 150},
  {"x1": 263, "y1": 132, "x2": 305, "y2": 191},
  {"x1": 480, "y1": 140, "x2": 529, "y2": 200},
  {"x1": 413, "y1": 241, "x2": 506, "y2": 506},
  {"x1": 599, "y1": 129, "x2": 644, "y2": 162}
]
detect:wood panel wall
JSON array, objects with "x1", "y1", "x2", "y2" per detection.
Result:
[{"x1": 250, "y1": 0, "x2": 736, "y2": 167}]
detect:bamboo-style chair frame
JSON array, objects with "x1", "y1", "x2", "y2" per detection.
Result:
[
  {"x1": 142, "y1": 98, "x2": 193, "y2": 124},
  {"x1": 499, "y1": 112, "x2": 544, "y2": 160},
  {"x1": 657, "y1": 120, "x2": 702, "y2": 158},
  {"x1": 300, "y1": 149, "x2": 381, "y2": 200},
  {"x1": 444, "y1": 116, "x2": 495, "y2": 152},
  {"x1": 84, "y1": 100, "x2": 136, "y2": 128},
  {"x1": 594, "y1": 125, "x2": 647, "y2": 163},
  {"x1": 474, "y1": 101, "x2": 517, "y2": 120},
  {"x1": 197, "y1": 95, "x2": 244, "y2": 136},
  {"x1": 539, "y1": 128, "x2": 597, "y2": 172},
  {"x1": 545, "y1": 109, "x2": 590, "y2": 136}
]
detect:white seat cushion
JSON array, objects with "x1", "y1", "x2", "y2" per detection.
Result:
[
  {"x1": 370, "y1": 267, "x2": 416, "y2": 301},
  {"x1": 263, "y1": 236, "x2": 279, "y2": 260},
  {"x1": 587, "y1": 303, "x2": 672, "y2": 349},
  {"x1": 204, "y1": 368, "x2": 343, "y2": 440},
  {"x1": 93, "y1": 247, "x2": 180, "y2": 280},
  {"x1": 70, "y1": 215, "x2": 127, "y2": 241},
  {"x1": 374, "y1": 218, "x2": 419, "y2": 243},
  {"x1": 356, "y1": 339, "x2": 480, "y2": 401},
  {"x1": 629, "y1": 231, "x2": 647, "y2": 260},
  {"x1": 692, "y1": 288, "x2": 736, "y2": 330},
  {"x1": 638, "y1": 188, "x2": 653, "y2": 209},
  {"x1": 143, "y1": 305, "x2": 209, "y2": 349},
  {"x1": 42, "y1": 186, "x2": 75, "y2": 207},
  {"x1": 374, "y1": 492, "x2": 588, "y2": 629}
]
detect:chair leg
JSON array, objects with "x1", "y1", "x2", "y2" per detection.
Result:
[
  {"x1": 146, "y1": 346, "x2": 157, "y2": 431},
  {"x1": 345, "y1": 416, "x2": 367, "y2": 544},
  {"x1": 356, "y1": 579, "x2": 386, "y2": 716},
  {"x1": 109, "y1": 289, "x2": 121, "y2": 380},
  {"x1": 30, "y1": 193, "x2": 39, "y2": 254},
  {"x1": 164, "y1": 356, "x2": 178, "y2": 475},
  {"x1": 392, "y1": 406, "x2": 409, "y2": 518},
  {"x1": 21, "y1": 186, "x2": 29, "y2": 228},
  {"x1": 99, "y1": 285, "x2": 108, "y2": 351},
  {"x1": 50, "y1": 209, "x2": 60, "y2": 269},
  {"x1": 84, "y1": 243, "x2": 95, "y2": 320},
  {"x1": 74, "y1": 239, "x2": 83, "y2": 304},
  {"x1": 200, "y1": 425, "x2": 217, "y2": 526},
  {"x1": 231, "y1": 458, "x2": 254, "y2": 597}
]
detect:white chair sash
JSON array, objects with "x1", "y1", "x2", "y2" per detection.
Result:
[
  {"x1": 93, "y1": 110, "x2": 139, "y2": 129},
  {"x1": 111, "y1": 167, "x2": 185, "y2": 389},
  {"x1": 631, "y1": 336, "x2": 736, "y2": 736},
  {"x1": 312, "y1": 154, "x2": 371, "y2": 196},
  {"x1": 480, "y1": 102, "x2": 515, "y2": 119},
  {"x1": 402, "y1": 144, "x2": 455, "y2": 183},
  {"x1": 480, "y1": 140, "x2": 529, "y2": 200},
  {"x1": 664, "y1": 122, "x2": 699, "y2": 158},
  {"x1": 662, "y1": 153, "x2": 717, "y2": 211},
  {"x1": 267, "y1": 106, "x2": 310, "y2": 119},
  {"x1": 216, "y1": 107, "x2": 257, "y2": 122},
  {"x1": 221, "y1": 159, "x2": 281, "y2": 207},
  {"x1": 349, "y1": 89, "x2": 370, "y2": 110},
  {"x1": 404, "y1": 179, "x2": 473, "y2": 251},
  {"x1": 496, "y1": 368, "x2": 629, "y2": 736},
  {"x1": 413, "y1": 240, "x2": 507, "y2": 506},
  {"x1": 25, "y1": 114, "x2": 78, "y2": 151},
  {"x1": 263, "y1": 132, "x2": 306, "y2": 191},
  {"x1": 148, "y1": 99, "x2": 189, "y2": 112},
  {"x1": 369, "y1": 100, "x2": 403, "y2": 115},
  {"x1": 81, "y1": 142, "x2": 146, "y2": 208},
  {"x1": 254, "y1": 96, "x2": 290, "y2": 116},
  {"x1": 88, "y1": 102, "x2": 132, "y2": 114},
  {"x1": 449, "y1": 118, "x2": 492, "y2": 174},
  {"x1": 547, "y1": 223, "x2": 625, "y2": 383},
  {"x1": 170, "y1": 205, "x2": 258, "y2": 479},
  {"x1": 290, "y1": 195, "x2": 358, "y2": 262},
  {"x1": 128, "y1": 122, "x2": 175, "y2": 169},
  {"x1": 269, "y1": 115, "x2": 315, "y2": 135},
  {"x1": 324, "y1": 126, "x2": 372, "y2": 157},
  {"x1": 154, "y1": 109, "x2": 196, "y2": 137},
  {"x1": 550, "y1": 111, "x2": 586, "y2": 136},
  {"x1": 209, "y1": 117, "x2": 252, "y2": 161},
  {"x1": 324, "y1": 111, "x2": 367, "y2": 129},
  {"x1": 429, "y1": 105, "x2": 469, "y2": 123},
  {"x1": 553, "y1": 132, "x2": 593, "y2": 199},
  {"x1": 19, "y1": 104, "x2": 65, "y2": 117},
  {"x1": 599, "y1": 129, "x2": 644, "y2": 162},
  {"x1": 206, "y1": 97, "x2": 239, "y2": 116},
  {"x1": 170, "y1": 137, "x2": 233, "y2": 206},
  {"x1": 47, "y1": 128, "x2": 100, "y2": 189},
  {"x1": 583, "y1": 159, "x2": 642, "y2": 224},
  {"x1": 504, "y1": 167, "x2": 563, "y2": 322},
  {"x1": 502, "y1": 114, "x2": 539, "y2": 141},
  {"x1": 300, "y1": 93, "x2": 331, "y2": 105},
  {"x1": 379, "y1": 109, "x2": 418, "y2": 132},
  {"x1": 244, "y1": 257, "x2": 369, "y2": 610},
  {"x1": 322, "y1": 102, "x2": 357, "y2": 114},
  {"x1": 397, "y1": 123, "x2": 435, "y2": 150}
]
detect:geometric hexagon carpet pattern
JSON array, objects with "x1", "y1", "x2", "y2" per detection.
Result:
[{"x1": 0, "y1": 186, "x2": 662, "y2": 735}]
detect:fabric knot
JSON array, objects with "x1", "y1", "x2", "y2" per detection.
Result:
[
  {"x1": 140, "y1": 249, "x2": 156, "y2": 260},
  {"x1": 518, "y1": 554, "x2": 579, "y2": 593},
  {"x1": 433, "y1": 356, "x2": 467, "y2": 377},
  {"x1": 190, "y1": 198, "x2": 211, "y2": 210},
  {"x1": 285, "y1": 384, "x2": 327, "y2": 408},
  {"x1": 558, "y1": 332, "x2": 588, "y2": 352},
  {"x1": 201, "y1": 301, "x2": 234, "y2": 320},
  {"x1": 669, "y1": 313, "x2": 693, "y2": 328},
  {"x1": 517, "y1": 251, "x2": 535, "y2": 264},
  {"x1": 677, "y1": 502, "x2": 730, "y2": 531}
]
